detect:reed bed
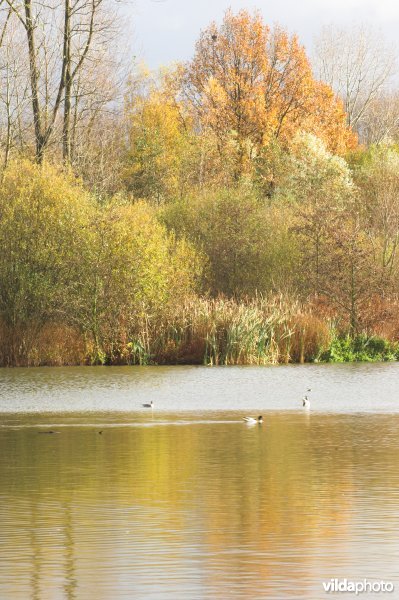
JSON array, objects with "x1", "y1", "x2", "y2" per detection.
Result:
[
  {"x1": 124, "y1": 296, "x2": 332, "y2": 366},
  {"x1": 3, "y1": 295, "x2": 396, "y2": 367},
  {"x1": 0, "y1": 322, "x2": 87, "y2": 367}
]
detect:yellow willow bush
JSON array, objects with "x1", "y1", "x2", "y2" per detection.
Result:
[
  {"x1": 0, "y1": 160, "x2": 203, "y2": 366},
  {"x1": 73, "y1": 200, "x2": 203, "y2": 364},
  {"x1": 161, "y1": 187, "x2": 300, "y2": 297},
  {"x1": 0, "y1": 160, "x2": 94, "y2": 364}
]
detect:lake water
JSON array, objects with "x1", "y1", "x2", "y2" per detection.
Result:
[{"x1": 1, "y1": 363, "x2": 399, "y2": 599}]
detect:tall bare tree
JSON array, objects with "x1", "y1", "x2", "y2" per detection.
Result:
[
  {"x1": 2, "y1": 0, "x2": 118, "y2": 163},
  {"x1": 0, "y1": 13, "x2": 30, "y2": 168},
  {"x1": 358, "y1": 93, "x2": 399, "y2": 145},
  {"x1": 314, "y1": 24, "x2": 396, "y2": 133}
]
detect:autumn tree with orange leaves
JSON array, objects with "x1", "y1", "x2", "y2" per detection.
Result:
[{"x1": 183, "y1": 10, "x2": 356, "y2": 178}]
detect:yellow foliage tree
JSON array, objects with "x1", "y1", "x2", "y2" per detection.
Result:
[{"x1": 124, "y1": 67, "x2": 195, "y2": 203}]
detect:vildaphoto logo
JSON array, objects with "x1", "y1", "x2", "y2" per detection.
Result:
[{"x1": 322, "y1": 579, "x2": 395, "y2": 595}]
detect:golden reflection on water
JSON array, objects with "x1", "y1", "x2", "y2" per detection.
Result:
[{"x1": 1, "y1": 412, "x2": 399, "y2": 599}]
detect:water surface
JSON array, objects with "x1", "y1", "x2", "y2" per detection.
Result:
[{"x1": 1, "y1": 364, "x2": 399, "y2": 599}]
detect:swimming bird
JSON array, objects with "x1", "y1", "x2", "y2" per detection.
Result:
[
  {"x1": 302, "y1": 395, "x2": 310, "y2": 409},
  {"x1": 142, "y1": 400, "x2": 154, "y2": 408},
  {"x1": 243, "y1": 416, "x2": 263, "y2": 424}
]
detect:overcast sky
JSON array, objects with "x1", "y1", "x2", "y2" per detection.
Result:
[{"x1": 129, "y1": 0, "x2": 399, "y2": 67}]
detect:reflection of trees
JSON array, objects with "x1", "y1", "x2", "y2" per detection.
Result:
[
  {"x1": 0, "y1": 415, "x2": 398, "y2": 597},
  {"x1": 26, "y1": 499, "x2": 77, "y2": 600},
  {"x1": 29, "y1": 499, "x2": 41, "y2": 600},
  {"x1": 63, "y1": 502, "x2": 77, "y2": 600}
]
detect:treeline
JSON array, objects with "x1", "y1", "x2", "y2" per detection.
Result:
[{"x1": 1, "y1": 9, "x2": 399, "y2": 366}]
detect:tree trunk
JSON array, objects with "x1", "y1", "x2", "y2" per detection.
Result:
[
  {"x1": 62, "y1": 0, "x2": 72, "y2": 162},
  {"x1": 24, "y1": 0, "x2": 44, "y2": 163}
]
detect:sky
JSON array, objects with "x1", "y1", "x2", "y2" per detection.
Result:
[{"x1": 129, "y1": 0, "x2": 399, "y2": 67}]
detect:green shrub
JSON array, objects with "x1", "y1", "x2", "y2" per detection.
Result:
[{"x1": 320, "y1": 334, "x2": 399, "y2": 363}]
